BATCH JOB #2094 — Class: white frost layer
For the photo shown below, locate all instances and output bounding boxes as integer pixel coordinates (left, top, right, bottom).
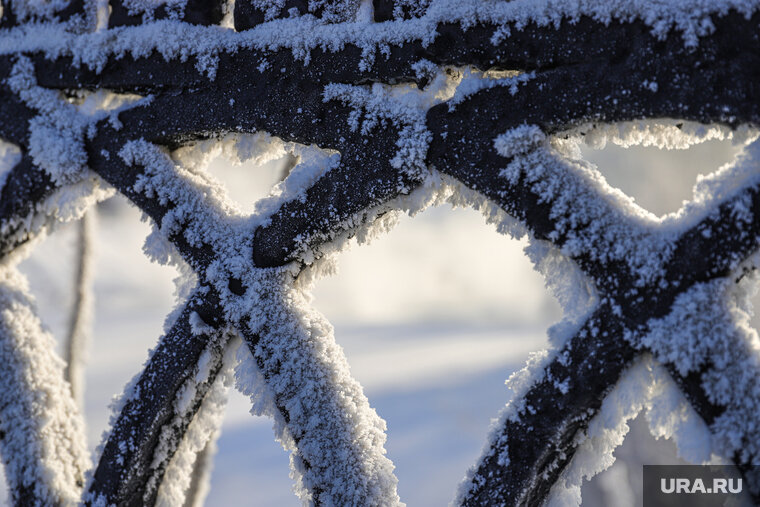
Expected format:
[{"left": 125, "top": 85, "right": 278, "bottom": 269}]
[
  {"left": 121, "top": 0, "right": 188, "bottom": 22},
  {"left": 154, "top": 334, "right": 238, "bottom": 507},
  {"left": 1, "top": 0, "right": 755, "bottom": 76},
  {"left": 496, "top": 126, "right": 666, "bottom": 285},
  {"left": 0, "top": 267, "right": 90, "bottom": 505},
  {"left": 120, "top": 139, "right": 247, "bottom": 254},
  {"left": 448, "top": 69, "right": 533, "bottom": 109},
  {"left": 323, "top": 81, "right": 431, "bottom": 178},
  {"left": 251, "top": 0, "right": 360, "bottom": 23},
  {"left": 235, "top": 275, "right": 401, "bottom": 506},
  {"left": 8, "top": 57, "right": 90, "bottom": 185},
  {"left": 575, "top": 119, "right": 759, "bottom": 151},
  {"left": 630, "top": 275, "right": 760, "bottom": 467},
  {"left": 118, "top": 130, "right": 403, "bottom": 505},
  {"left": 544, "top": 355, "right": 716, "bottom": 506}
]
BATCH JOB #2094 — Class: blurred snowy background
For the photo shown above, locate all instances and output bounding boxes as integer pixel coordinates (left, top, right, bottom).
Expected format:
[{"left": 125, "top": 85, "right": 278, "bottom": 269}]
[{"left": 4, "top": 135, "right": 751, "bottom": 506}]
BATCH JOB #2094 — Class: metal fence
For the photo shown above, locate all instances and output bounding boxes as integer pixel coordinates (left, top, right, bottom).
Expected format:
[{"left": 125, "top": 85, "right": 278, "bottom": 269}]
[{"left": 0, "top": 0, "right": 758, "bottom": 505}]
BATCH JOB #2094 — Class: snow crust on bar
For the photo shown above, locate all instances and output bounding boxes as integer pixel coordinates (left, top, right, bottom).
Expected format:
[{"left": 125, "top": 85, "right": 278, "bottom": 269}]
[
  {"left": 448, "top": 69, "right": 532, "bottom": 109},
  {"left": 9, "top": 57, "right": 90, "bottom": 184},
  {"left": 493, "top": 121, "right": 760, "bottom": 284},
  {"left": 143, "top": 331, "right": 229, "bottom": 504},
  {"left": 1, "top": 0, "right": 757, "bottom": 77},
  {"left": 632, "top": 274, "right": 760, "bottom": 468},
  {"left": 495, "top": 125, "right": 667, "bottom": 285},
  {"left": 251, "top": 0, "right": 360, "bottom": 23},
  {"left": 0, "top": 60, "right": 118, "bottom": 265},
  {"left": 153, "top": 335, "right": 238, "bottom": 507},
  {"left": 576, "top": 119, "right": 759, "bottom": 151},
  {"left": 0, "top": 267, "right": 90, "bottom": 505},
  {"left": 323, "top": 81, "right": 431, "bottom": 179},
  {"left": 544, "top": 355, "right": 716, "bottom": 506},
  {"left": 235, "top": 277, "right": 400, "bottom": 505}
]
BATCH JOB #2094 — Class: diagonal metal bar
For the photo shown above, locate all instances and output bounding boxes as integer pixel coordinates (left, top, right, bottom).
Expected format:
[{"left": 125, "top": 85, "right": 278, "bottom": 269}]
[
  {"left": 454, "top": 143, "right": 760, "bottom": 505},
  {"left": 86, "top": 125, "right": 217, "bottom": 273},
  {"left": 88, "top": 286, "right": 228, "bottom": 506},
  {"left": 458, "top": 180, "right": 760, "bottom": 506},
  {"left": 0, "top": 154, "right": 56, "bottom": 258},
  {"left": 460, "top": 303, "right": 635, "bottom": 506},
  {"left": 234, "top": 296, "right": 399, "bottom": 506}
]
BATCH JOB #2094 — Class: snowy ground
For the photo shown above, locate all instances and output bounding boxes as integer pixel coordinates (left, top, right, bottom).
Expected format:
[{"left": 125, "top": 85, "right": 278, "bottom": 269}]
[{"left": 4, "top": 137, "right": 748, "bottom": 505}]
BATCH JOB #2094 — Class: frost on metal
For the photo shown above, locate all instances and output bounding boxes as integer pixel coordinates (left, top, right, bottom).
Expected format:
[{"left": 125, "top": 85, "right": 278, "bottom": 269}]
[
  {"left": 1, "top": 0, "right": 760, "bottom": 505},
  {"left": 0, "top": 268, "right": 90, "bottom": 505}
]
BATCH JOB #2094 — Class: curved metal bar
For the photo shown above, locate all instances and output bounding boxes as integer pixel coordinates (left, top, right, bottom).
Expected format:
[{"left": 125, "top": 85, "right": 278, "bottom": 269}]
[{"left": 252, "top": 123, "right": 420, "bottom": 267}]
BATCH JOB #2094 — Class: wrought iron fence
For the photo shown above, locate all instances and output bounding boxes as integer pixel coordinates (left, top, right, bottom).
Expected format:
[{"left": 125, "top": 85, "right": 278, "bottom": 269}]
[{"left": 0, "top": 0, "right": 758, "bottom": 505}]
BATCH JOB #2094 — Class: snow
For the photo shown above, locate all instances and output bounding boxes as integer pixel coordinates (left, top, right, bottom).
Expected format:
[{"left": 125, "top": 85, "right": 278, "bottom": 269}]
[
  {"left": 8, "top": 56, "right": 89, "bottom": 185},
  {"left": 578, "top": 119, "right": 758, "bottom": 151},
  {"left": 0, "top": 267, "right": 90, "bottom": 505},
  {"left": 9, "top": 0, "right": 70, "bottom": 22},
  {"left": 497, "top": 127, "right": 668, "bottom": 285},
  {"left": 323, "top": 81, "right": 432, "bottom": 179},
  {"left": 1, "top": 0, "right": 756, "bottom": 77},
  {"left": 249, "top": 0, "right": 360, "bottom": 23},
  {"left": 448, "top": 69, "right": 532, "bottom": 109},
  {"left": 493, "top": 123, "right": 545, "bottom": 158},
  {"left": 629, "top": 273, "right": 760, "bottom": 468},
  {"left": 154, "top": 334, "right": 237, "bottom": 507}
]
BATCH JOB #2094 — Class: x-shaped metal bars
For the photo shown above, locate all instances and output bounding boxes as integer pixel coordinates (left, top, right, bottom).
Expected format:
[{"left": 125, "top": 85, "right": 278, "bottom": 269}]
[{"left": 0, "top": 0, "right": 759, "bottom": 505}]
